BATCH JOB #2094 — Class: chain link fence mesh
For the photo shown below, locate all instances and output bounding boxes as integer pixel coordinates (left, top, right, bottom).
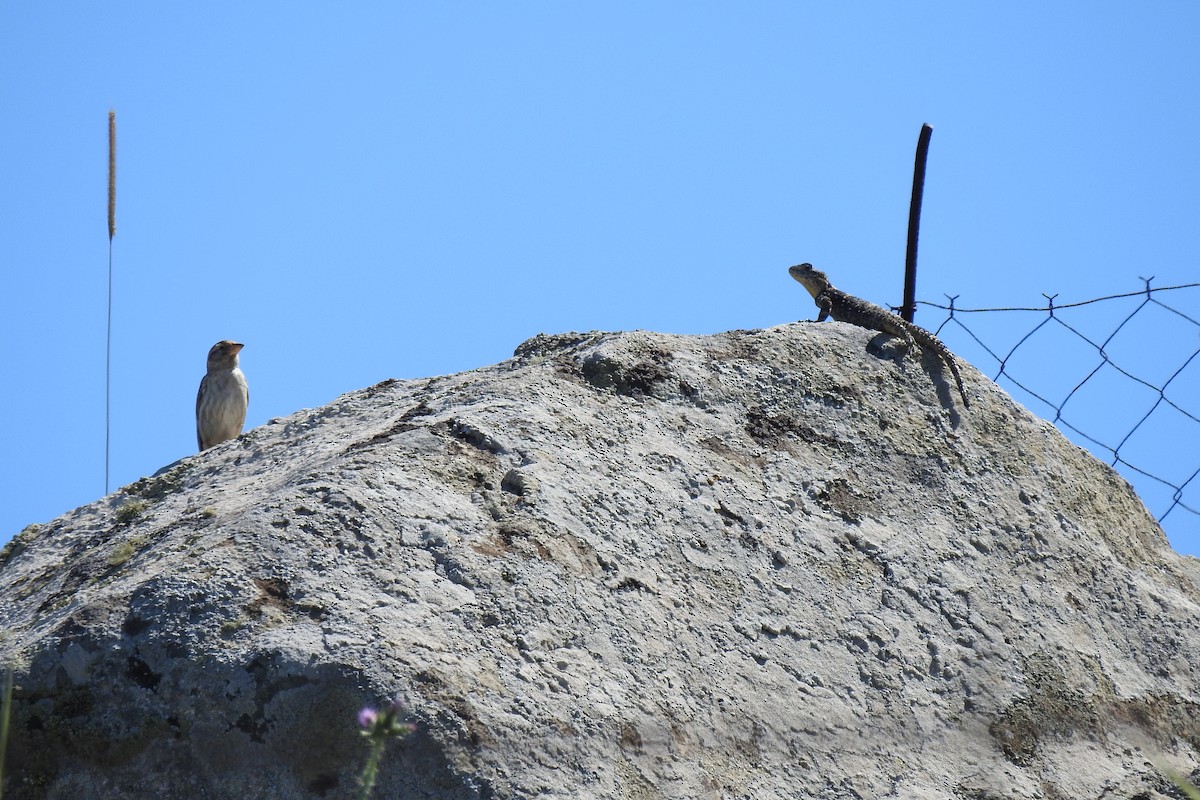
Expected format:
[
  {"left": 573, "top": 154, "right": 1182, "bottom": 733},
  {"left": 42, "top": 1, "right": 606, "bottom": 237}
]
[{"left": 917, "top": 279, "right": 1200, "bottom": 549}]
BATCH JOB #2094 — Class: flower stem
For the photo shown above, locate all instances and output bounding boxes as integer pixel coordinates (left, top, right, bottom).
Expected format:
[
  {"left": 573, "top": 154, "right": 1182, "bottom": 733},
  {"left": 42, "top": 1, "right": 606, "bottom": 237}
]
[{"left": 357, "top": 737, "right": 385, "bottom": 800}]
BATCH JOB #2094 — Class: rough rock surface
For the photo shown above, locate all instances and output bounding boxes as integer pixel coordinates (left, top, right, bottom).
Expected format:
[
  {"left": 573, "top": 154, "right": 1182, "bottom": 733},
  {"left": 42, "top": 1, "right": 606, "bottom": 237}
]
[{"left": 2, "top": 323, "right": 1200, "bottom": 800}]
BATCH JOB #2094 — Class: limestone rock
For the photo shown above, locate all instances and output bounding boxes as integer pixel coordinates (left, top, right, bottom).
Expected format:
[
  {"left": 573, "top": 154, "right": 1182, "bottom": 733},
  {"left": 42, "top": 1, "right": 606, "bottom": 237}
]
[{"left": 2, "top": 323, "right": 1199, "bottom": 799}]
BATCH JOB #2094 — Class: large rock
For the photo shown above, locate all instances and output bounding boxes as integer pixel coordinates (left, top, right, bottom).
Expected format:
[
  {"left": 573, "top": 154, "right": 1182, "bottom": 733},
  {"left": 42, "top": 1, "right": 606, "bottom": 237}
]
[{"left": 2, "top": 324, "right": 1199, "bottom": 799}]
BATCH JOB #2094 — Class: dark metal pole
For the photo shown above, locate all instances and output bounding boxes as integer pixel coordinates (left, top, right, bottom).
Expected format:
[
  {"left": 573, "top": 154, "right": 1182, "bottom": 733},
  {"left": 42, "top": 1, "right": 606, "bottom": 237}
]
[{"left": 902, "top": 123, "right": 933, "bottom": 323}]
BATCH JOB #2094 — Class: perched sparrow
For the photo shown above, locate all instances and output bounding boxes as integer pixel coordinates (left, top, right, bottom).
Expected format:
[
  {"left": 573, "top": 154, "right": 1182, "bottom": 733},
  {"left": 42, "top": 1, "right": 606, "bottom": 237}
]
[{"left": 196, "top": 340, "right": 249, "bottom": 451}]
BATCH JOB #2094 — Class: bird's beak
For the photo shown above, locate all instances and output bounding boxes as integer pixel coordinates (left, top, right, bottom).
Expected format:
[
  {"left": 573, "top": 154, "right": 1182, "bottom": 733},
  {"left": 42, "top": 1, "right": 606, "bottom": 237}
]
[{"left": 232, "top": 342, "right": 245, "bottom": 353}]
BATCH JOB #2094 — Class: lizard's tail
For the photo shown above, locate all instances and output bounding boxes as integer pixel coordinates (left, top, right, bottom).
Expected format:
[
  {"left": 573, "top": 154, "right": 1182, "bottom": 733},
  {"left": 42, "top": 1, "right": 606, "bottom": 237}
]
[{"left": 949, "top": 361, "right": 970, "bottom": 408}]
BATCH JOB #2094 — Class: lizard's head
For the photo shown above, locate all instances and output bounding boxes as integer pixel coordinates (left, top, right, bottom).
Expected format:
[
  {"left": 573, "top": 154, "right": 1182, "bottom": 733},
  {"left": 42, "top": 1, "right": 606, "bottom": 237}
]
[{"left": 788, "top": 263, "right": 830, "bottom": 299}]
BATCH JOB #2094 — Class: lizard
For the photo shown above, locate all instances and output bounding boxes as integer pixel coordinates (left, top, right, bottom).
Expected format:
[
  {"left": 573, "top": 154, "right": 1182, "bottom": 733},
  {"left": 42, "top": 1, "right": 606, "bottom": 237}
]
[{"left": 788, "top": 263, "right": 970, "bottom": 408}]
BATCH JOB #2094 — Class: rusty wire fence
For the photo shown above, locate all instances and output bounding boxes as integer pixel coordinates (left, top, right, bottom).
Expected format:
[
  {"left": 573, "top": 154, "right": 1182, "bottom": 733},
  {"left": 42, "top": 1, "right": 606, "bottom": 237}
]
[{"left": 916, "top": 279, "right": 1200, "bottom": 552}]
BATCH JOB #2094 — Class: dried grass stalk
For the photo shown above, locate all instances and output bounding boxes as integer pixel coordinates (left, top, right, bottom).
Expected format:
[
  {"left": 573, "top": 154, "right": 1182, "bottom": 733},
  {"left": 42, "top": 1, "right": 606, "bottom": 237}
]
[{"left": 108, "top": 110, "right": 116, "bottom": 240}]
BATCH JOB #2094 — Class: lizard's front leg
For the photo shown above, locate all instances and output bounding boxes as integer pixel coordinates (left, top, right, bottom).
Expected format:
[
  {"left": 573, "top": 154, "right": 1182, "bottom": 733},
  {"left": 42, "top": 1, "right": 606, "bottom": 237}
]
[{"left": 815, "top": 295, "right": 833, "bottom": 323}]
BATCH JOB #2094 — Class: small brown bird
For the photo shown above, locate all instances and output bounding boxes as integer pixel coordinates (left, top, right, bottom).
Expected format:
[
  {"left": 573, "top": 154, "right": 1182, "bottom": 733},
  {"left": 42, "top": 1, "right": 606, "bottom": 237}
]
[{"left": 196, "top": 340, "right": 249, "bottom": 451}]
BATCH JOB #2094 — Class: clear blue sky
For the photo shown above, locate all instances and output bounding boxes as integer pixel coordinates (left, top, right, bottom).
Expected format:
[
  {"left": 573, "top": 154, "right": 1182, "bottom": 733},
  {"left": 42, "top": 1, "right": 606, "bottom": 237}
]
[{"left": 2, "top": 5, "right": 1198, "bottom": 553}]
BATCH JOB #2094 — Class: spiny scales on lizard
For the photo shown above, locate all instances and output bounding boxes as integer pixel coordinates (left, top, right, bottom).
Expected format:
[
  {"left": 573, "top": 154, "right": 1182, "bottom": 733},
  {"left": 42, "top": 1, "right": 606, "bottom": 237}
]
[{"left": 789, "top": 263, "right": 970, "bottom": 408}]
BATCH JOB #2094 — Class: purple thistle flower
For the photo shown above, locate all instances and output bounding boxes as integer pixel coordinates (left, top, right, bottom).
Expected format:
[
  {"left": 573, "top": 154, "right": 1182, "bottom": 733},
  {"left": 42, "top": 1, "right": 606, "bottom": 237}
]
[{"left": 357, "top": 707, "right": 378, "bottom": 729}]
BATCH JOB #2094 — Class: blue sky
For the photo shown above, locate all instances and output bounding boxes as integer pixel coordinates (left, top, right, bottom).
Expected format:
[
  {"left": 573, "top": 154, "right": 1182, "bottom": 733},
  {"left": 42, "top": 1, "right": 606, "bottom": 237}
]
[{"left": 2, "top": 4, "right": 1198, "bottom": 553}]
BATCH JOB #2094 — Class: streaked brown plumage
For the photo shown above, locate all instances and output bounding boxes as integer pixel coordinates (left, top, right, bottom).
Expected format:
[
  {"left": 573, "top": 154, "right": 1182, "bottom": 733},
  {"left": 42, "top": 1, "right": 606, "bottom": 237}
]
[{"left": 196, "top": 340, "right": 249, "bottom": 451}]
